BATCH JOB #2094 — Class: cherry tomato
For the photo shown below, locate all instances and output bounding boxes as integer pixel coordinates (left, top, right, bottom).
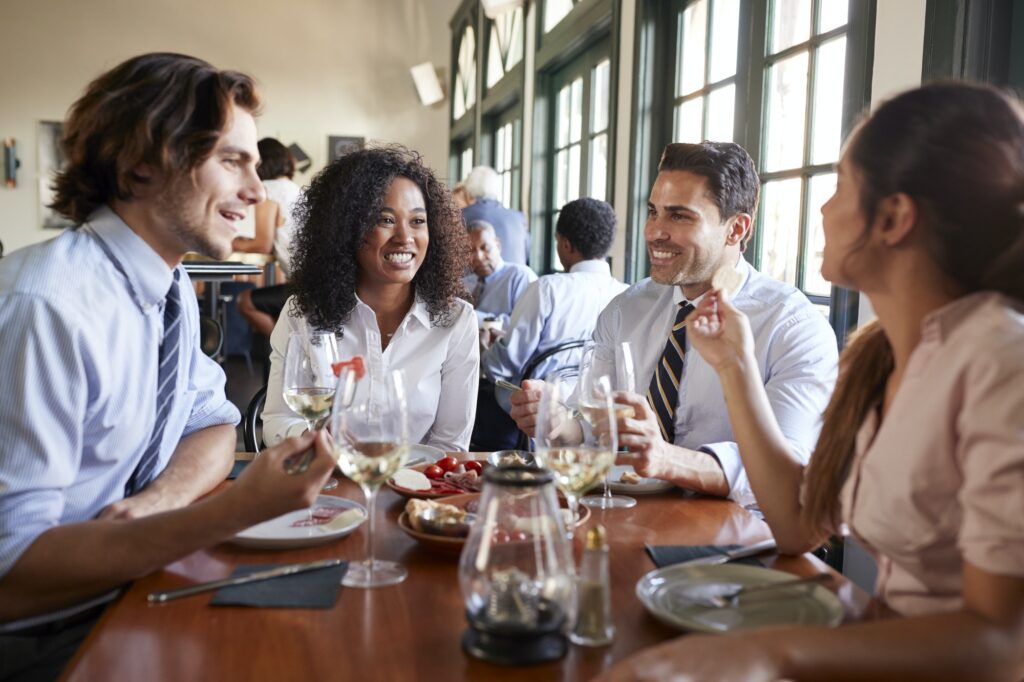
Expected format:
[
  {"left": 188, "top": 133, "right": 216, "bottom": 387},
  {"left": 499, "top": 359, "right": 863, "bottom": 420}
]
[
  {"left": 424, "top": 464, "right": 444, "bottom": 479},
  {"left": 492, "top": 528, "right": 511, "bottom": 543},
  {"left": 438, "top": 456, "right": 459, "bottom": 472},
  {"left": 509, "top": 529, "right": 528, "bottom": 542},
  {"left": 464, "top": 460, "right": 483, "bottom": 474}
]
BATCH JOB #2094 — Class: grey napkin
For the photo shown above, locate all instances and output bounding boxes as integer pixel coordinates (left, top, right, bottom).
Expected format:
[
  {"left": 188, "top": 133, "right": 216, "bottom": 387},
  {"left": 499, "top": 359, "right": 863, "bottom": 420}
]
[
  {"left": 210, "top": 562, "right": 348, "bottom": 609},
  {"left": 645, "top": 544, "right": 764, "bottom": 568}
]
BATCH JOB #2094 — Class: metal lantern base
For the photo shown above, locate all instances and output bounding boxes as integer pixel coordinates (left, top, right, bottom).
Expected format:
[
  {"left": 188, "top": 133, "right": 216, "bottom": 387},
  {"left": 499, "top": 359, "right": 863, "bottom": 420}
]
[{"left": 461, "top": 602, "right": 568, "bottom": 666}]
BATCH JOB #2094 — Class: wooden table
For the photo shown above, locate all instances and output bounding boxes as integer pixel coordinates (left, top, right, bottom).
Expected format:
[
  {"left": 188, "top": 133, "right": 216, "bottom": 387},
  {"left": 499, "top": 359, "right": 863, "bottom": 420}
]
[{"left": 61, "top": 463, "right": 872, "bottom": 681}]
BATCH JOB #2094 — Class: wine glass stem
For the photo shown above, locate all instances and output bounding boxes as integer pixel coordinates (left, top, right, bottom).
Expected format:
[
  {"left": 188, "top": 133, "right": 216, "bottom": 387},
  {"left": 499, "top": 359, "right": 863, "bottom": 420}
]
[
  {"left": 603, "top": 475, "right": 612, "bottom": 500},
  {"left": 566, "top": 495, "right": 579, "bottom": 542},
  {"left": 364, "top": 486, "right": 378, "bottom": 578}
]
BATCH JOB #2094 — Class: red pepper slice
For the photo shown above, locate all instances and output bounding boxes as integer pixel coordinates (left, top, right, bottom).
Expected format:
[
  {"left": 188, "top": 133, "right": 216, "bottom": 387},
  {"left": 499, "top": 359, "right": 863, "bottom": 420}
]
[{"left": 332, "top": 356, "right": 366, "bottom": 380}]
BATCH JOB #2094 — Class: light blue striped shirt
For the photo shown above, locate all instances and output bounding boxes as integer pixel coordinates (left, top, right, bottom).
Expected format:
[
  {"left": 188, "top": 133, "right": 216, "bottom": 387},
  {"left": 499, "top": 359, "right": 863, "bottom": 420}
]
[
  {"left": 462, "top": 259, "right": 537, "bottom": 328},
  {"left": 0, "top": 207, "right": 239, "bottom": 592}
]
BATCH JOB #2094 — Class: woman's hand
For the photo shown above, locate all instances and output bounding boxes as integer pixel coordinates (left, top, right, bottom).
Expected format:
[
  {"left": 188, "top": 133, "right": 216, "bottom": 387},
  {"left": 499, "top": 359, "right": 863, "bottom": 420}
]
[
  {"left": 594, "top": 633, "right": 782, "bottom": 682},
  {"left": 687, "top": 289, "right": 756, "bottom": 373}
]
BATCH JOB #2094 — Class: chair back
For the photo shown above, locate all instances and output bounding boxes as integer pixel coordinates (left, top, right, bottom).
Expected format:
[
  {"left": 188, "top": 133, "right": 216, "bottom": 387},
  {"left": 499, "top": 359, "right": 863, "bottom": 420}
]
[
  {"left": 514, "top": 339, "right": 588, "bottom": 451},
  {"left": 243, "top": 384, "right": 268, "bottom": 454},
  {"left": 199, "top": 316, "right": 223, "bottom": 358}
]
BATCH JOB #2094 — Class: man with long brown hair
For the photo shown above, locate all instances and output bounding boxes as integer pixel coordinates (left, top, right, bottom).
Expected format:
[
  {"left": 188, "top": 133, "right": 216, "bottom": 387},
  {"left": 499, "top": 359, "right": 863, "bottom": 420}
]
[{"left": 0, "top": 53, "right": 335, "bottom": 679}]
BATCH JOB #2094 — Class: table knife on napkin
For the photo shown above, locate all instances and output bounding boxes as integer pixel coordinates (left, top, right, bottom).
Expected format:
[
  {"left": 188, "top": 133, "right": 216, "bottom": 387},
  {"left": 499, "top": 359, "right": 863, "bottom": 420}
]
[
  {"left": 681, "top": 538, "right": 778, "bottom": 567},
  {"left": 147, "top": 559, "right": 344, "bottom": 603}
]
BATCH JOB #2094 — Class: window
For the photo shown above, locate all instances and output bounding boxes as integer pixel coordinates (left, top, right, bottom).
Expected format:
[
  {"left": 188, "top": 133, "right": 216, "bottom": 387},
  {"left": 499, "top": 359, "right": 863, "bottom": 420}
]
[
  {"left": 631, "top": 0, "right": 872, "bottom": 332},
  {"left": 492, "top": 112, "right": 522, "bottom": 208},
  {"left": 544, "top": 0, "right": 581, "bottom": 33},
  {"left": 453, "top": 25, "right": 477, "bottom": 121},
  {"left": 486, "top": 7, "right": 524, "bottom": 89},
  {"left": 450, "top": 137, "right": 474, "bottom": 185}
]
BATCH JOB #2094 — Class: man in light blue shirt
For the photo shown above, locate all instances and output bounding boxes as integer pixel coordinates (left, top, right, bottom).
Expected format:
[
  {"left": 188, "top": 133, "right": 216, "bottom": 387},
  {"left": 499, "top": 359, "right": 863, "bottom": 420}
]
[
  {"left": 0, "top": 53, "right": 336, "bottom": 678},
  {"left": 511, "top": 142, "right": 837, "bottom": 506},
  {"left": 462, "top": 220, "right": 537, "bottom": 332},
  {"left": 461, "top": 165, "right": 531, "bottom": 265}
]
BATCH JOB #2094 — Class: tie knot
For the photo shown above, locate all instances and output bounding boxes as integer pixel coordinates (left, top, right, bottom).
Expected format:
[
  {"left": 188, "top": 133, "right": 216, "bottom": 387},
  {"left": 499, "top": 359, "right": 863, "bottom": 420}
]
[{"left": 675, "top": 301, "right": 694, "bottom": 324}]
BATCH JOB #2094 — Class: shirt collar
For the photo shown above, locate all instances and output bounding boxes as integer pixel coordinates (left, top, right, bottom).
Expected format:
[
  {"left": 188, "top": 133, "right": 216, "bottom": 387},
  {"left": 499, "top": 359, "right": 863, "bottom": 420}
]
[
  {"left": 354, "top": 292, "right": 433, "bottom": 330},
  {"left": 483, "top": 258, "right": 507, "bottom": 281},
  {"left": 568, "top": 260, "right": 611, "bottom": 275},
  {"left": 919, "top": 291, "right": 997, "bottom": 344},
  {"left": 85, "top": 205, "right": 175, "bottom": 308},
  {"left": 670, "top": 256, "right": 751, "bottom": 309}
]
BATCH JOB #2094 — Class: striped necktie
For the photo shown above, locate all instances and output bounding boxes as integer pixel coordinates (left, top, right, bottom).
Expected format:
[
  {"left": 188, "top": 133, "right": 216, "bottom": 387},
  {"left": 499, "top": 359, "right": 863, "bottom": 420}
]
[
  {"left": 646, "top": 301, "right": 694, "bottom": 444},
  {"left": 125, "top": 272, "right": 183, "bottom": 496}
]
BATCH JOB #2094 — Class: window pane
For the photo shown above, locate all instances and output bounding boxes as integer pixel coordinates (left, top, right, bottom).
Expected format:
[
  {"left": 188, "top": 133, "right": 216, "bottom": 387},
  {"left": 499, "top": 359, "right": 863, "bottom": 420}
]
[
  {"left": 706, "top": 84, "right": 735, "bottom": 142},
  {"left": 818, "top": 0, "right": 848, "bottom": 33},
  {"left": 759, "top": 177, "right": 802, "bottom": 285},
  {"left": 461, "top": 27, "right": 476, "bottom": 111},
  {"left": 678, "top": 0, "right": 708, "bottom": 95},
  {"left": 592, "top": 60, "right": 611, "bottom": 133},
  {"left": 675, "top": 96, "right": 704, "bottom": 143},
  {"left": 502, "top": 171, "right": 512, "bottom": 207},
  {"left": 555, "top": 149, "right": 569, "bottom": 208},
  {"left": 461, "top": 147, "right": 473, "bottom": 180},
  {"left": 487, "top": 27, "right": 504, "bottom": 89},
  {"left": 810, "top": 36, "right": 846, "bottom": 165},
  {"left": 504, "top": 121, "right": 514, "bottom": 170},
  {"left": 590, "top": 133, "right": 608, "bottom": 201},
  {"left": 557, "top": 83, "right": 571, "bottom": 147},
  {"left": 709, "top": 0, "right": 740, "bottom": 83},
  {"left": 770, "top": 0, "right": 811, "bottom": 53},
  {"left": 545, "top": 0, "right": 574, "bottom": 32},
  {"left": 568, "top": 144, "right": 581, "bottom": 202},
  {"left": 570, "top": 78, "right": 583, "bottom": 143},
  {"left": 763, "top": 50, "right": 809, "bottom": 172},
  {"left": 804, "top": 173, "right": 836, "bottom": 296},
  {"left": 454, "top": 74, "right": 466, "bottom": 120},
  {"left": 495, "top": 125, "right": 505, "bottom": 170},
  {"left": 507, "top": 8, "right": 524, "bottom": 69}
]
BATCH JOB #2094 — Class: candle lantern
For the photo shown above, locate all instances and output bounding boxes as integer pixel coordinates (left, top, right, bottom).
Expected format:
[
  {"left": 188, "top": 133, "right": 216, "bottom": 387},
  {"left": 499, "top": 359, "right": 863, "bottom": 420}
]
[{"left": 458, "top": 465, "right": 574, "bottom": 665}]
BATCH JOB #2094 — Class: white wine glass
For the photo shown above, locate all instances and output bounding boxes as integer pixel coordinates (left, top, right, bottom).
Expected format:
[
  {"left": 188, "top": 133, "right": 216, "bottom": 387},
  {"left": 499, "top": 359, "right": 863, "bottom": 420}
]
[
  {"left": 329, "top": 368, "right": 409, "bottom": 588},
  {"left": 534, "top": 375, "right": 617, "bottom": 539},
  {"left": 580, "top": 342, "right": 637, "bottom": 509},
  {"left": 282, "top": 330, "right": 340, "bottom": 489}
]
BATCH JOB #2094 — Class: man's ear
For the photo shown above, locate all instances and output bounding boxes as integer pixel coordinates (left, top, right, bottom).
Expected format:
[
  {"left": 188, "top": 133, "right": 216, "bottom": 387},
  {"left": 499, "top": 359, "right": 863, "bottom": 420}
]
[
  {"left": 874, "top": 193, "right": 918, "bottom": 246},
  {"left": 724, "top": 213, "right": 752, "bottom": 247}
]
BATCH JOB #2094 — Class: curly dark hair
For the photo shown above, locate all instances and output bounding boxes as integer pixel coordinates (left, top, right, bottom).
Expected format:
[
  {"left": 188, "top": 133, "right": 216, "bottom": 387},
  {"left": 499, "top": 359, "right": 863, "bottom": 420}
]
[
  {"left": 52, "top": 52, "right": 260, "bottom": 224},
  {"left": 288, "top": 145, "right": 470, "bottom": 332},
  {"left": 555, "top": 197, "right": 617, "bottom": 260}
]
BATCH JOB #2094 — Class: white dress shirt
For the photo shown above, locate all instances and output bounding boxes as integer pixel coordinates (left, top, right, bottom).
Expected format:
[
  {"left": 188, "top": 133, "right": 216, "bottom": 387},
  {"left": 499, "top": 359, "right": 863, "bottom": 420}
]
[
  {"left": 264, "top": 295, "right": 479, "bottom": 451},
  {"left": 483, "top": 260, "right": 628, "bottom": 411},
  {"left": 462, "top": 259, "right": 537, "bottom": 328},
  {"left": 591, "top": 257, "right": 838, "bottom": 505}
]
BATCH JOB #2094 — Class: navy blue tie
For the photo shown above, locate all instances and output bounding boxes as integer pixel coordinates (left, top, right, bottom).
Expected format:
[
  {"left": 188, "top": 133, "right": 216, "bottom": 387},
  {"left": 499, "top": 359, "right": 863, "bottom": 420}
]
[
  {"left": 125, "top": 272, "right": 182, "bottom": 496},
  {"left": 646, "top": 301, "right": 694, "bottom": 444}
]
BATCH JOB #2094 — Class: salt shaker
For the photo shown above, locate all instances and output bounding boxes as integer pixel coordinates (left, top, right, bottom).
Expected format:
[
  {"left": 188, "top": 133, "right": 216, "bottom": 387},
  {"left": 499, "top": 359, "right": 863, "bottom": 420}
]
[{"left": 570, "top": 524, "right": 614, "bottom": 646}]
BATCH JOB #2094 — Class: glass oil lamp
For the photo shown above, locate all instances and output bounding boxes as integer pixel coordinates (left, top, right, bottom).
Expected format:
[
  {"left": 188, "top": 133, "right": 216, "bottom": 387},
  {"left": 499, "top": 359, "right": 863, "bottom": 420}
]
[{"left": 458, "top": 466, "right": 574, "bottom": 665}]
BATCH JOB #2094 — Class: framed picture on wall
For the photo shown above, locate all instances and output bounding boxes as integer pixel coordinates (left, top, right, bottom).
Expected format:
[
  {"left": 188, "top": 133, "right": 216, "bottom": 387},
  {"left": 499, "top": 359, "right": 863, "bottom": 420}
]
[
  {"left": 327, "top": 136, "right": 364, "bottom": 163},
  {"left": 38, "top": 120, "right": 73, "bottom": 230}
]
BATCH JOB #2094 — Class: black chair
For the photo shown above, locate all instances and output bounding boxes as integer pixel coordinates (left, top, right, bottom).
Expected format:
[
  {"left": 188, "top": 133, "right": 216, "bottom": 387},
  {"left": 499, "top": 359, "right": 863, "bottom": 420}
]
[
  {"left": 243, "top": 384, "right": 268, "bottom": 454},
  {"left": 512, "top": 339, "right": 589, "bottom": 451},
  {"left": 199, "top": 316, "right": 223, "bottom": 359}
]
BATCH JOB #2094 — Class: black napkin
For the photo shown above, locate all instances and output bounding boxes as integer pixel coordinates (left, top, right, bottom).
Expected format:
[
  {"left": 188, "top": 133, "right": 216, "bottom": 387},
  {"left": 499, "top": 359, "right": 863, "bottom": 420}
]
[
  {"left": 645, "top": 544, "right": 764, "bottom": 569},
  {"left": 210, "top": 562, "right": 348, "bottom": 609},
  {"left": 227, "top": 460, "right": 249, "bottom": 480}
]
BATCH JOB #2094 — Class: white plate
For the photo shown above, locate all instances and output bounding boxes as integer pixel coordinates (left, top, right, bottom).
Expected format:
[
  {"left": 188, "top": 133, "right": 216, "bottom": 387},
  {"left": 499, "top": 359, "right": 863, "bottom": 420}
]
[
  {"left": 231, "top": 496, "right": 367, "bottom": 550},
  {"left": 408, "top": 443, "right": 446, "bottom": 464},
  {"left": 607, "top": 464, "right": 674, "bottom": 494},
  {"left": 636, "top": 563, "right": 843, "bottom": 633}
]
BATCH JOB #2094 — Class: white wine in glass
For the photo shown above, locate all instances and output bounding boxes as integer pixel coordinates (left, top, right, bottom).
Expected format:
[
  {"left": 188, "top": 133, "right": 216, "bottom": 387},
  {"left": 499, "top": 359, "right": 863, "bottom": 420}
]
[
  {"left": 580, "top": 342, "right": 637, "bottom": 509},
  {"left": 282, "top": 331, "right": 340, "bottom": 489},
  {"left": 330, "top": 368, "right": 409, "bottom": 588}
]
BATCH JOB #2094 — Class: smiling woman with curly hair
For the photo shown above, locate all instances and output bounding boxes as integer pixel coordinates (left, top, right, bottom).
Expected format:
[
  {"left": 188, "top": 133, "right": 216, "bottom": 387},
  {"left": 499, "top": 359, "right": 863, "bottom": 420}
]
[{"left": 261, "top": 145, "right": 480, "bottom": 451}]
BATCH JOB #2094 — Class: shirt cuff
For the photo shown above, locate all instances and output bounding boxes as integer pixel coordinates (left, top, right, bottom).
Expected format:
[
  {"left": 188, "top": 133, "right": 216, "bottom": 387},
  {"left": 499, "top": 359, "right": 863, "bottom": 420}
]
[{"left": 698, "top": 442, "right": 756, "bottom": 506}]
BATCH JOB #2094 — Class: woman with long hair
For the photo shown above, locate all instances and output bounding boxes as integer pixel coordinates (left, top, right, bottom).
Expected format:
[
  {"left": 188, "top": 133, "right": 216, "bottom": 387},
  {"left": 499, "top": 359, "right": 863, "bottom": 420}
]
[
  {"left": 601, "top": 82, "right": 1024, "bottom": 680},
  {"left": 261, "top": 145, "right": 478, "bottom": 451}
]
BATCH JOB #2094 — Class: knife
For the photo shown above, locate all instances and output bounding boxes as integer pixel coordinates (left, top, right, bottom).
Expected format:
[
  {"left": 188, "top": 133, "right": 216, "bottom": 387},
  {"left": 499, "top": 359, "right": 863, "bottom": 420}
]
[
  {"left": 147, "top": 559, "right": 344, "bottom": 603},
  {"left": 680, "top": 538, "right": 778, "bottom": 567}
]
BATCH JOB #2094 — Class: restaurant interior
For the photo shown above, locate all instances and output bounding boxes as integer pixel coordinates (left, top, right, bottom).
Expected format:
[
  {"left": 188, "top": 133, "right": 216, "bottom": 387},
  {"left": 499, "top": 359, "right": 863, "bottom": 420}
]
[{"left": 1, "top": 1, "right": 1023, "bottom": 680}]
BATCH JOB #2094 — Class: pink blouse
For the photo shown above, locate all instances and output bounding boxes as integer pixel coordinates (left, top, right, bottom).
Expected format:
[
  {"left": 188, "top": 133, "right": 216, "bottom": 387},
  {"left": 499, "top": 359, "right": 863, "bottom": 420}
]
[{"left": 839, "top": 292, "right": 1024, "bottom": 616}]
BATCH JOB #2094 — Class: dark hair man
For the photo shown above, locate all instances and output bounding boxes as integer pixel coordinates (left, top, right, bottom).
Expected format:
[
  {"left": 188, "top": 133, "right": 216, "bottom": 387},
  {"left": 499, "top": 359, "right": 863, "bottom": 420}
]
[
  {"left": 0, "top": 53, "right": 334, "bottom": 679},
  {"left": 473, "top": 197, "right": 628, "bottom": 450},
  {"left": 510, "top": 142, "right": 838, "bottom": 504}
]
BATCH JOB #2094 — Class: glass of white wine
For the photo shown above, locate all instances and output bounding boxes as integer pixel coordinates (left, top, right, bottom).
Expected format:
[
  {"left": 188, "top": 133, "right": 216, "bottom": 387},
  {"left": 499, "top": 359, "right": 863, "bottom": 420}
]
[
  {"left": 534, "top": 375, "right": 617, "bottom": 538},
  {"left": 282, "top": 330, "right": 340, "bottom": 489},
  {"left": 580, "top": 342, "right": 637, "bottom": 509},
  {"left": 329, "top": 368, "right": 409, "bottom": 588}
]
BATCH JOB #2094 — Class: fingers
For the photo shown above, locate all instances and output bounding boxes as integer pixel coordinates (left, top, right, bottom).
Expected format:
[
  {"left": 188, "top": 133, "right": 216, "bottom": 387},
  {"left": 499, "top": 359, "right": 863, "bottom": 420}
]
[
  {"left": 262, "top": 431, "right": 318, "bottom": 464},
  {"left": 510, "top": 381, "right": 544, "bottom": 433}
]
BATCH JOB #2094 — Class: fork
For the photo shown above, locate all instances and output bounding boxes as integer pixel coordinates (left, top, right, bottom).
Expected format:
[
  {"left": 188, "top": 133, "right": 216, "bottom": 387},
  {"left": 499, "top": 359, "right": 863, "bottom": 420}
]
[{"left": 690, "top": 573, "right": 832, "bottom": 609}]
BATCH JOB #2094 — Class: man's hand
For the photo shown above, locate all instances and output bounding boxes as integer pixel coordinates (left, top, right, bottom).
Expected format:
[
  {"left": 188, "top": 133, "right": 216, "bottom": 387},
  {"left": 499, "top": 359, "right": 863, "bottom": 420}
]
[
  {"left": 226, "top": 431, "right": 336, "bottom": 526},
  {"left": 612, "top": 392, "right": 671, "bottom": 479},
  {"left": 509, "top": 379, "right": 546, "bottom": 435}
]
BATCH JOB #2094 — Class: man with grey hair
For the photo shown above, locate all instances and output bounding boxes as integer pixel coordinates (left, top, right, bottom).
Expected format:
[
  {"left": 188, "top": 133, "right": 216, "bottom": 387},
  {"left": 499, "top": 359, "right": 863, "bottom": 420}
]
[
  {"left": 462, "top": 165, "right": 531, "bottom": 265},
  {"left": 463, "top": 220, "right": 536, "bottom": 341}
]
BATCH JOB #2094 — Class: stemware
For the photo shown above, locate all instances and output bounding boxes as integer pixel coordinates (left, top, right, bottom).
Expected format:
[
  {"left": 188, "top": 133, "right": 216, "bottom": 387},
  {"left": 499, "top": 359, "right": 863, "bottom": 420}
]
[
  {"left": 580, "top": 342, "right": 637, "bottom": 509},
  {"left": 329, "top": 368, "right": 410, "bottom": 588},
  {"left": 533, "top": 376, "right": 616, "bottom": 539},
  {"left": 282, "top": 330, "right": 340, "bottom": 489}
]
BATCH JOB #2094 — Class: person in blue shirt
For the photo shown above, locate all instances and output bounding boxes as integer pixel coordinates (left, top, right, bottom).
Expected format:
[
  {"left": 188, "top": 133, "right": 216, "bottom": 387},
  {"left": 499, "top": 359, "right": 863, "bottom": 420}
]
[
  {"left": 510, "top": 142, "right": 838, "bottom": 505},
  {"left": 472, "top": 198, "right": 628, "bottom": 450},
  {"left": 0, "top": 53, "right": 335, "bottom": 679},
  {"left": 462, "top": 220, "right": 536, "bottom": 337},
  {"left": 461, "top": 165, "right": 531, "bottom": 265}
]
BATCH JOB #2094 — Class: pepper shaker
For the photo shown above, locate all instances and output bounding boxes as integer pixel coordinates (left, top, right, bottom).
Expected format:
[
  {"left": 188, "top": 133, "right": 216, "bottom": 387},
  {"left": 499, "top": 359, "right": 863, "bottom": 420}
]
[{"left": 570, "top": 524, "right": 614, "bottom": 646}]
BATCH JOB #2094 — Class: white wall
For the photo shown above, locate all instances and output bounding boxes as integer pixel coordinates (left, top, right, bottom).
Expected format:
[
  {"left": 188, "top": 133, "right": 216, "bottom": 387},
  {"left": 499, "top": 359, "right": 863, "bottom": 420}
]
[{"left": 0, "top": 0, "right": 459, "bottom": 253}]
